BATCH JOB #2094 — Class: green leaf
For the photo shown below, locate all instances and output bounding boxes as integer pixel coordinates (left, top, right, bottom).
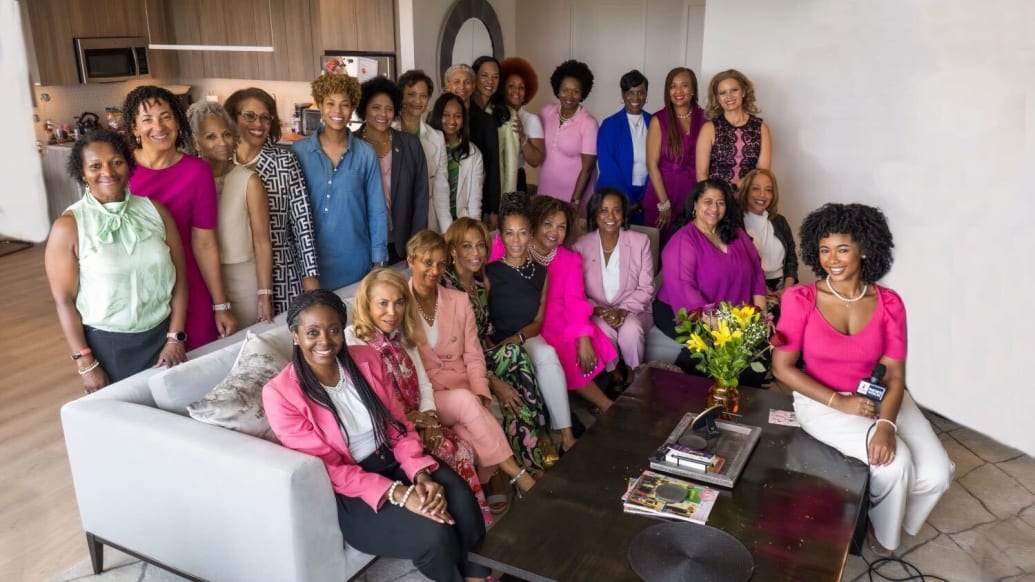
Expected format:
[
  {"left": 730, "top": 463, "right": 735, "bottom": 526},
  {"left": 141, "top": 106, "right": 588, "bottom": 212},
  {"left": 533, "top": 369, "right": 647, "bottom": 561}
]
[{"left": 750, "top": 361, "right": 766, "bottom": 373}]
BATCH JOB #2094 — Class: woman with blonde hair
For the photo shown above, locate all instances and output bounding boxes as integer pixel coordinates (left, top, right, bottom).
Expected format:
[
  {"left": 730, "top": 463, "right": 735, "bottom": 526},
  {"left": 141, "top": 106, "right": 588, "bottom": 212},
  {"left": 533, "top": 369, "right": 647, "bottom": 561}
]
[
  {"left": 695, "top": 69, "right": 771, "bottom": 186},
  {"left": 442, "top": 217, "right": 558, "bottom": 472},
  {"left": 737, "top": 168, "right": 797, "bottom": 297},
  {"left": 293, "top": 72, "right": 388, "bottom": 289},
  {"left": 187, "top": 101, "right": 274, "bottom": 325},
  {"left": 407, "top": 230, "right": 537, "bottom": 505},
  {"left": 347, "top": 268, "right": 491, "bottom": 523}
]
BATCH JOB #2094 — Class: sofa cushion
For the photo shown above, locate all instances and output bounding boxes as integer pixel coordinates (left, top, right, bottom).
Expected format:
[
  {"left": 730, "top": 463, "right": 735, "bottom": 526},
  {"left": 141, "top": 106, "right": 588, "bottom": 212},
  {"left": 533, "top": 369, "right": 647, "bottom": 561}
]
[
  {"left": 149, "top": 344, "right": 241, "bottom": 414},
  {"left": 186, "top": 330, "right": 290, "bottom": 442}
]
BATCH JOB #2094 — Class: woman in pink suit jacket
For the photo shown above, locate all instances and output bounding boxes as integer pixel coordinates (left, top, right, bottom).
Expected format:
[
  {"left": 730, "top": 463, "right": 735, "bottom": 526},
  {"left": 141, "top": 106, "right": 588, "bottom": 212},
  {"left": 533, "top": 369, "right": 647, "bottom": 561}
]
[
  {"left": 262, "top": 290, "right": 489, "bottom": 582},
  {"left": 573, "top": 188, "right": 655, "bottom": 372},
  {"left": 407, "top": 231, "right": 538, "bottom": 495}
]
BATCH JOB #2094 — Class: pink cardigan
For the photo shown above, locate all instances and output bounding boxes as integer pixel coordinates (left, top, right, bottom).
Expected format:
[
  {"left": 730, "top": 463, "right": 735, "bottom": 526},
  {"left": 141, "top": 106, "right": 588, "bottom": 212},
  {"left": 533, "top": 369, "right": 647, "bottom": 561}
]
[
  {"left": 572, "top": 229, "right": 654, "bottom": 314},
  {"left": 262, "top": 345, "right": 437, "bottom": 510},
  {"left": 414, "top": 284, "right": 491, "bottom": 401}
]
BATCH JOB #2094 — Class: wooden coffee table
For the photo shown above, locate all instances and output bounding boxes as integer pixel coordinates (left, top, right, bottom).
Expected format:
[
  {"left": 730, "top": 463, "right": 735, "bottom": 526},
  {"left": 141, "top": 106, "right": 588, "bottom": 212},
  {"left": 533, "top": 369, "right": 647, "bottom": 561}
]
[{"left": 469, "top": 368, "right": 869, "bottom": 581}]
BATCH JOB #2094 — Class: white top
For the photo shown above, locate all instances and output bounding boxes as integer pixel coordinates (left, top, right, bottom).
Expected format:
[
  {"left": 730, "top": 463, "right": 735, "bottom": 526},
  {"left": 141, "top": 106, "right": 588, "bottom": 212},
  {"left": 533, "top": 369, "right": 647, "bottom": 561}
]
[
  {"left": 600, "top": 236, "right": 622, "bottom": 303},
  {"left": 344, "top": 326, "right": 437, "bottom": 412},
  {"left": 518, "top": 108, "right": 544, "bottom": 167},
  {"left": 628, "top": 113, "right": 648, "bottom": 187},
  {"left": 421, "top": 313, "right": 440, "bottom": 347},
  {"left": 321, "top": 360, "right": 378, "bottom": 461},
  {"left": 744, "top": 211, "right": 785, "bottom": 280}
]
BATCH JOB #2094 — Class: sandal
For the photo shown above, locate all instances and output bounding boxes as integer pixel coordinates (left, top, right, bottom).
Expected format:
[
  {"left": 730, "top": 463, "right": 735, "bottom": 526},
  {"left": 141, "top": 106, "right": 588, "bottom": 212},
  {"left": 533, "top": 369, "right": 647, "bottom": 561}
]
[{"left": 485, "top": 473, "right": 509, "bottom": 515}]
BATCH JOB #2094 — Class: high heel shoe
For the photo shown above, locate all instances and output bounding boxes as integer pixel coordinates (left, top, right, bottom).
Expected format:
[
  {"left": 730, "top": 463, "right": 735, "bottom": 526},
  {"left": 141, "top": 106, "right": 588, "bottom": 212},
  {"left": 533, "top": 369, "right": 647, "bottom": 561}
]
[{"left": 509, "top": 468, "right": 534, "bottom": 498}]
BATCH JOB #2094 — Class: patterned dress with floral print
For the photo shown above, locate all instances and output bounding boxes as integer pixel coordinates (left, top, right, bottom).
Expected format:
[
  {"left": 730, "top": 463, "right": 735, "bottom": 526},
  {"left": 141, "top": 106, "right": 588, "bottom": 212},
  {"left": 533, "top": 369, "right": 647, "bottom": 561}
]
[
  {"left": 442, "top": 269, "right": 552, "bottom": 473},
  {"left": 365, "top": 329, "right": 492, "bottom": 524}
]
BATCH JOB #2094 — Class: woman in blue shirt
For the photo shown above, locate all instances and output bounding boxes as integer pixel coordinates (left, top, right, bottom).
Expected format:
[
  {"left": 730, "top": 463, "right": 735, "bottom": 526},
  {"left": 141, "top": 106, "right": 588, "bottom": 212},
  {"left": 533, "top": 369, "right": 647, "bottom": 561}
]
[{"left": 293, "top": 73, "right": 388, "bottom": 290}]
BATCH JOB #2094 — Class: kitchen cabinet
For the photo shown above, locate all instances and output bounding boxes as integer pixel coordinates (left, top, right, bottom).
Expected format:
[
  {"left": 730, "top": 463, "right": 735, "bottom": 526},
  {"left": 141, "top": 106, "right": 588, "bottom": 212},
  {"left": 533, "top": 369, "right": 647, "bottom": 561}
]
[
  {"left": 20, "top": 0, "right": 176, "bottom": 85},
  {"left": 145, "top": 0, "right": 315, "bottom": 82},
  {"left": 312, "top": 0, "right": 396, "bottom": 53}
]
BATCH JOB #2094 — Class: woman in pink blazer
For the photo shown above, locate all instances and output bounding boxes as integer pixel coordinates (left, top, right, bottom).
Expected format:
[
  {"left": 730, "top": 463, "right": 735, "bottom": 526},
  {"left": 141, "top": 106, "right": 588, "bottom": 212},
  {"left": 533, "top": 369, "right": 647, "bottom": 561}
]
[
  {"left": 407, "top": 231, "right": 538, "bottom": 498},
  {"left": 262, "top": 290, "right": 488, "bottom": 582},
  {"left": 573, "top": 188, "right": 655, "bottom": 373}
]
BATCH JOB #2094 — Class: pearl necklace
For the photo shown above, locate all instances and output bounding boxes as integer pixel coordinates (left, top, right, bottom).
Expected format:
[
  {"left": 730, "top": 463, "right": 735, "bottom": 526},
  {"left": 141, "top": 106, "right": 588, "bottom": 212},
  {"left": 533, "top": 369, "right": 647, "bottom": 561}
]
[
  {"left": 320, "top": 360, "right": 346, "bottom": 393},
  {"left": 826, "top": 275, "right": 868, "bottom": 303},
  {"left": 529, "top": 243, "right": 558, "bottom": 266},
  {"left": 415, "top": 292, "right": 438, "bottom": 325},
  {"left": 676, "top": 109, "right": 693, "bottom": 119},
  {"left": 504, "top": 257, "right": 537, "bottom": 281}
]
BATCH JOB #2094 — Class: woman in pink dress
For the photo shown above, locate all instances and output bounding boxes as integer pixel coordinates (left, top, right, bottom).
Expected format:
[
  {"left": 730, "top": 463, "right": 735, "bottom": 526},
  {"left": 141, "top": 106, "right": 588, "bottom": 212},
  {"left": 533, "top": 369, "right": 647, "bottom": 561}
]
[
  {"left": 539, "top": 60, "right": 598, "bottom": 216},
  {"left": 529, "top": 196, "right": 619, "bottom": 412},
  {"left": 124, "top": 85, "right": 236, "bottom": 349},
  {"left": 642, "top": 67, "right": 707, "bottom": 235}
]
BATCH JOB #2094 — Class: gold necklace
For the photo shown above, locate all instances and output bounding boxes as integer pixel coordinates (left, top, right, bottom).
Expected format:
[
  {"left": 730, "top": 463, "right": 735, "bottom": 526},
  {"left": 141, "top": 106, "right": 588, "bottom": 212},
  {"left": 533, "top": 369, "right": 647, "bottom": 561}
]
[
  {"left": 676, "top": 109, "right": 693, "bottom": 119},
  {"left": 414, "top": 292, "right": 438, "bottom": 325}
]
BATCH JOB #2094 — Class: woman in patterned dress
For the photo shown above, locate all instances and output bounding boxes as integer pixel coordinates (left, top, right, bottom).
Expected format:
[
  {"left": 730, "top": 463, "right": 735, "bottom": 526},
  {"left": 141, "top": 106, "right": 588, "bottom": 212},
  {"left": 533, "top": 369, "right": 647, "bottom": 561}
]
[
  {"left": 441, "top": 217, "right": 556, "bottom": 473},
  {"left": 225, "top": 88, "right": 320, "bottom": 313},
  {"left": 695, "top": 69, "right": 772, "bottom": 188},
  {"left": 346, "top": 268, "right": 492, "bottom": 523}
]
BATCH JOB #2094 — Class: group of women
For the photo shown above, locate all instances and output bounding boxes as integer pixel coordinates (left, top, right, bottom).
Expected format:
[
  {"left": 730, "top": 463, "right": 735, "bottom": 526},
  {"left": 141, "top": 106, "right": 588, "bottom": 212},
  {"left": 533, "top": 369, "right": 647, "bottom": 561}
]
[{"left": 45, "top": 55, "right": 952, "bottom": 580}]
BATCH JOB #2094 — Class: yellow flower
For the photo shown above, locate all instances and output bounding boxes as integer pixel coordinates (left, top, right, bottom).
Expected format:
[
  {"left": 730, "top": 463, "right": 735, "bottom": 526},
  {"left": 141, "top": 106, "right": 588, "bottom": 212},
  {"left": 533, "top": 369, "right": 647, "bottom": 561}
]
[
  {"left": 686, "top": 333, "right": 708, "bottom": 352},
  {"left": 731, "top": 305, "right": 756, "bottom": 328},
  {"left": 711, "top": 320, "right": 734, "bottom": 347}
]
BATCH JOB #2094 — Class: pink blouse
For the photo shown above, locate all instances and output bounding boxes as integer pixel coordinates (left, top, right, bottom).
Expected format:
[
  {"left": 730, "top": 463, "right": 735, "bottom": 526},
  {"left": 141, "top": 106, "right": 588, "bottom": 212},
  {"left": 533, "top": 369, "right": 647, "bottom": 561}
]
[
  {"left": 539, "top": 103, "right": 598, "bottom": 202},
  {"left": 776, "top": 282, "right": 907, "bottom": 393}
]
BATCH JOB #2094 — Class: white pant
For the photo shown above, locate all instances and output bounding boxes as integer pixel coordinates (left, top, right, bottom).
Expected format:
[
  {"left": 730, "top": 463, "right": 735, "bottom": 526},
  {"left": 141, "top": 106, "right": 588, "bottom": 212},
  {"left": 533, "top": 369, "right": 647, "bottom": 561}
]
[
  {"left": 793, "top": 390, "right": 954, "bottom": 550},
  {"left": 523, "top": 336, "right": 571, "bottom": 430}
]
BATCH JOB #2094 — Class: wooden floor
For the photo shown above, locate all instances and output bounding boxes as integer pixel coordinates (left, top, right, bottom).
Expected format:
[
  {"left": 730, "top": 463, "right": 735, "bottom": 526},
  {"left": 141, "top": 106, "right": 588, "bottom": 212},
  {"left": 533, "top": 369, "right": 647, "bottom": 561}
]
[{"left": 0, "top": 244, "right": 88, "bottom": 581}]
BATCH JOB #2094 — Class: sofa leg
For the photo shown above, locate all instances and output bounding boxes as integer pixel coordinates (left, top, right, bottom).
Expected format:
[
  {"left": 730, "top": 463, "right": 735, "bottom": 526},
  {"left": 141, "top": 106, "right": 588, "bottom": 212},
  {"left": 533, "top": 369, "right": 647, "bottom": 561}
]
[{"left": 86, "top": 532, "right": 104, "bottom": 574}]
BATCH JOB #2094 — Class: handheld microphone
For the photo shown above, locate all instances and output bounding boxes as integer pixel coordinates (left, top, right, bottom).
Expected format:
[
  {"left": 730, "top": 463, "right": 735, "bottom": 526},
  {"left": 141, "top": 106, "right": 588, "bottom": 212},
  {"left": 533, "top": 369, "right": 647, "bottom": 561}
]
[{"left": 856, "top": 363, "right": 887, "bottom": 401}]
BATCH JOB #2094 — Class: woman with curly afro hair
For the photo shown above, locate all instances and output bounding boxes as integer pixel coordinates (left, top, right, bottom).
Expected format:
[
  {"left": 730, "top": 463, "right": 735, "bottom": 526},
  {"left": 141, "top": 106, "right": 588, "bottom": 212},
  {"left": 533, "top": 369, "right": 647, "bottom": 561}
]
[
  {"left": 539, "top": 59, "right": 598, "bottom": 218},
  {"left": 773, "top": 203, "right": 952, "bottom": 552},
  {"left": 293, "top": 73, "right": 389, "bottom": 289}
]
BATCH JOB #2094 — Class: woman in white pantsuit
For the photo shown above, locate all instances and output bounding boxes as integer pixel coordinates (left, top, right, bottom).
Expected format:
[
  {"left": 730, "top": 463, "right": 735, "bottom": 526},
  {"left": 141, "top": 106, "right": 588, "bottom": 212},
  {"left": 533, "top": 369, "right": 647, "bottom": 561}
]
[{"left": 773, "top": 203, "right": 953, "bottom": 552}]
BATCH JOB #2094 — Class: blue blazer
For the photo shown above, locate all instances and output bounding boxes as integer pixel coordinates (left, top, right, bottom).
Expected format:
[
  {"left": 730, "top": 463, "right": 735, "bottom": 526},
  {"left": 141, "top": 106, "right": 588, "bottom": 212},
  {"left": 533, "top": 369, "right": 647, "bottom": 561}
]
[{"left": 596, "top": 109, "right": 652, "bottom": 200}]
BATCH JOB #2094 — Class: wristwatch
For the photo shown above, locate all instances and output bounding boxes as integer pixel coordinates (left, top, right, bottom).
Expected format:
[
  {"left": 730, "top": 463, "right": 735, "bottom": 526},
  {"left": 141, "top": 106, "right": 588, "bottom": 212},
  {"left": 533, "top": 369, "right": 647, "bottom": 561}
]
[{"left": 166, "top": 331, "right": 187, "bottom": 343}]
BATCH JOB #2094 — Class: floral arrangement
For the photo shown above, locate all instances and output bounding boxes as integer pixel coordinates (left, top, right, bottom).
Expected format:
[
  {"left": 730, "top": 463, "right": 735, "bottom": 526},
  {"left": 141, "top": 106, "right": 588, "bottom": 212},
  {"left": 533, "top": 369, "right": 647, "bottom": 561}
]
[{"left": 674, "top": 302, "right": 772, "bottom": 388}]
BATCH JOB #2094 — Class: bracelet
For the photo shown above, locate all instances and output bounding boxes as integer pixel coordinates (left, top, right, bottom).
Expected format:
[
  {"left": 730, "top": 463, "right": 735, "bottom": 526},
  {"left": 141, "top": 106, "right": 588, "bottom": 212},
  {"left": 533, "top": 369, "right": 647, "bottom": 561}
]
[
  {"left": 71, "top": 347, "right": 92, "bottom": 361},
  {"left": 517, "top": 331, "right": 526, "bottom": 344},
  {"left": 876, "top": 418, "right": 898, "bottom": 433},
  {"left": 257, "top": 289, "right": 273, "bottom": 296},
  {"left": 387, "top": 481, "right": 403, "bottom": 506},
  {"left": 657, "top": 199, "right": 672, "bottom": 212},
  {"left": 826, "top": 392, "right": 837, "bottom": 407},
  {"left": 414, "top": 468, "right": 431, "bottom": 483},
  {"left": 212, "top": 302, "right": 232, "bottom": 312},
  {"left": 399, "top": 484, "right": 416, "bottom": 508},
  {"left": 78, "top": 360, "right": 101, "bottom": 375}
]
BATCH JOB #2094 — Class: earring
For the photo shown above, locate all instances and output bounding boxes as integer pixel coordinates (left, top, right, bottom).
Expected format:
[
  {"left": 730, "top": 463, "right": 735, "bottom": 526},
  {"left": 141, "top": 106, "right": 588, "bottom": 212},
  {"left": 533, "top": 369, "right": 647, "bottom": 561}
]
[{"left": 134, "top": 135, "right": 141, "bottom": 147}]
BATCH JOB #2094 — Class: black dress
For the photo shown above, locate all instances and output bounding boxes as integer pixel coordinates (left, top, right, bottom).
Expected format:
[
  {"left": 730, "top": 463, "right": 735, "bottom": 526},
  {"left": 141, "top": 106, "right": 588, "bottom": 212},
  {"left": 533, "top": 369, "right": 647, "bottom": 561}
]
[{"left": 485, "top": 259, "right": 546, "bottom": 344}]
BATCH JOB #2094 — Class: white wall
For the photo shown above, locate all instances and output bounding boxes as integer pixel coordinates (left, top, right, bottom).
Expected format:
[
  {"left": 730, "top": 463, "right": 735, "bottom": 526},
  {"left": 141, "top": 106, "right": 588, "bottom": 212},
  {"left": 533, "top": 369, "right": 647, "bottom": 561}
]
[
  {"left": 1, "top": 0, "right": 50, "bottom": 242},
  {"left": 517, "top": 0, "right": 706, "bottom": 123},
  {"left": 702, "top": 0, "right": 1035, "bottom": 456}
]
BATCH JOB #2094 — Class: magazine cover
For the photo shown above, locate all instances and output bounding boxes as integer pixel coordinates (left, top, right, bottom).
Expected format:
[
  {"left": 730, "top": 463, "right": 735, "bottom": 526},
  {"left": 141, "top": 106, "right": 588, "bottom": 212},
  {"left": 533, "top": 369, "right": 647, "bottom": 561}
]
[{"left": 622, "top": 470, "right": 719, "bottom": 525}]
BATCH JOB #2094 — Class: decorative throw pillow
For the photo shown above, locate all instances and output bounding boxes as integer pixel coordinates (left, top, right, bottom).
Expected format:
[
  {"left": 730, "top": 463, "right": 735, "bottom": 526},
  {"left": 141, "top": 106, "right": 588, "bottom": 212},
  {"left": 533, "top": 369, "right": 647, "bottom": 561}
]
[{"left": 186, "top": 330, "right": 289, "bottom": 442}]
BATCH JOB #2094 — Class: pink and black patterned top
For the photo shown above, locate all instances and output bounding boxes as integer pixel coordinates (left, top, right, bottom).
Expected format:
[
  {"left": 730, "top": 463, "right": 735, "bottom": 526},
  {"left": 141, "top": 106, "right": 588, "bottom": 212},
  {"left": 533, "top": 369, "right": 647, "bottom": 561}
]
[{"left": 708, "top": 114, "right": 763, "bottom": 185}]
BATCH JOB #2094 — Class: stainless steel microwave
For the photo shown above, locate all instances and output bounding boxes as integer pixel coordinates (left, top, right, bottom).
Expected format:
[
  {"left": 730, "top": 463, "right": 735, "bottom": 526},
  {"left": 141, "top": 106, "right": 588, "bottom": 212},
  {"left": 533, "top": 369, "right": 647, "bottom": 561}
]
[{"left": 74, "top": 37, "right": 151, "bottom": 84}]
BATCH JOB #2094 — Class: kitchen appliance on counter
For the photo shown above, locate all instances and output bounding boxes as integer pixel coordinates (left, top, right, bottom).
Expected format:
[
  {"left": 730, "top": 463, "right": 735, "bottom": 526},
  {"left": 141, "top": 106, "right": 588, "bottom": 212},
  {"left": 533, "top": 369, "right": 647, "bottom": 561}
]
[
  {"left": 75, "top": 112, "right": 101, "bottom": 138},
  {"left": 321, "top": 51, "right": 396, "bottom": 82},
  {"left": 74, "top": 36, "right": 150, "bottom": 84}
]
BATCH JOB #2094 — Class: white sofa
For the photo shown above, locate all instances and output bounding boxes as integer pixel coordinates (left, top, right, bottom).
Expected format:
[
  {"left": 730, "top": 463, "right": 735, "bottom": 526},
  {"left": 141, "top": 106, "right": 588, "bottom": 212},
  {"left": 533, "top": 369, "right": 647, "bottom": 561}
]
[
  {"left": 59, "top": 235, "right": 685, "bottom": 582},
  {"left": 60, "top": 282, "right": 377, "bottom": 582}
]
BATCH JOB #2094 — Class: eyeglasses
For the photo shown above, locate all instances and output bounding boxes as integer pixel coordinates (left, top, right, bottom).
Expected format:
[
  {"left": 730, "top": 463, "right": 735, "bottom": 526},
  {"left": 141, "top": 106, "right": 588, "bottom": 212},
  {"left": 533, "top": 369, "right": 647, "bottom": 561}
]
[{"left": 239, "top": 111, "right": 273, "bottom": 125}]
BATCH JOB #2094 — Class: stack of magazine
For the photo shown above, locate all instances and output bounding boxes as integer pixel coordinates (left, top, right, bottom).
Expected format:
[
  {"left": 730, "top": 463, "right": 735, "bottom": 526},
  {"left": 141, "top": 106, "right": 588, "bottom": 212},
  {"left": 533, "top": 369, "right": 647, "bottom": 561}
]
[
  {"left": 621, "top": 470, "right": 719, "bottom": 525},
  {"left": 659, "top": 442, "right": 726, "bottom": 473}
]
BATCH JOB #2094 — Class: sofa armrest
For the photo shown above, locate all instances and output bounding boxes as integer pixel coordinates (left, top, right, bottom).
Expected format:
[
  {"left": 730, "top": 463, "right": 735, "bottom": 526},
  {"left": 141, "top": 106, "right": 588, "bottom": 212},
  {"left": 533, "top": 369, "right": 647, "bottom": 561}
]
[{"left": 61, "top": 399, "right": 348, "bottom": 582}]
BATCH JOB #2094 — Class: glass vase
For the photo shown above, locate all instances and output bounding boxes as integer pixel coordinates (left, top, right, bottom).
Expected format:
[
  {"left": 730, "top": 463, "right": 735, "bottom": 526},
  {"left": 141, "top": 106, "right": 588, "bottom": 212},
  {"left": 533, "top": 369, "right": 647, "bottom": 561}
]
[{"left": 707, "top": 379, "right": 740, "bottom": 414}]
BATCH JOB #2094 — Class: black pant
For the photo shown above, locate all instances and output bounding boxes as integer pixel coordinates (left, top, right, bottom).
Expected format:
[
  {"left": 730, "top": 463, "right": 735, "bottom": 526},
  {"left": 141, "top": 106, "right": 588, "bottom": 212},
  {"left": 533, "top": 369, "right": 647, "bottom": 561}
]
[
  {"left": 335, "top": 450, "right": 489, "bottom": 582},
  {"left": 653, "top": 299, "right": 768, "bottom": 388}
]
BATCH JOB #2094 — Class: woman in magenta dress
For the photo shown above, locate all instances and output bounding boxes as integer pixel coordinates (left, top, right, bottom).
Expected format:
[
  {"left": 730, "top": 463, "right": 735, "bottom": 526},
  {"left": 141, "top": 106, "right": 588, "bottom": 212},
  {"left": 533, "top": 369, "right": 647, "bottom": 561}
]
[
  {"left": 124, "top": 85, "right": 236, "bottom": 349},
  {"left": 529, "top": 196, "right": 619, "bottom": 413},
  {"left": 642, "top": 67, "right": 707, "bottom": 235}
]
